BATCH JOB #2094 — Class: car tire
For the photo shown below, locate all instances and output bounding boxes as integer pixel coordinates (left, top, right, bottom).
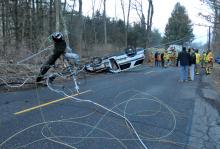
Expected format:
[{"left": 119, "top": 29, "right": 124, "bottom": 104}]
[
  {"left": 109, "top": 59, "right": 119, "bottom": 73},
  {"left": 91, "top": 57, "right": 102, "bottom": 67},
  {"left": 124, "top": 48, "right": 137, "bottom": 57}
]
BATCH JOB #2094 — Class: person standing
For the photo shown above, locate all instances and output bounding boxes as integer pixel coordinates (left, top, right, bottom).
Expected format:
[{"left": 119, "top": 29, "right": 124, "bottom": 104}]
[
  {"left": 201, "top": 51, "right": 206, "bottom": 68},
  {"left": 161, "top": 52, "right": 165, "bottom": 68},
  {"left": 157, "top": 53, "right": 162, "bottom": 67},
  {"left": 189, "top": 48, "right": 196, "bottom": 81},
  {"left": 205, "top": 49, "right": 214, "bottom": 75},
  {"left": 195, "top": 49, "right": 201, "bottom": 75},
  {"left": 154, "top": 51, "right": 158, "bottom": 67},
  {"left": 164, "top": 50, "right": 169, "bottom": 68},
  {"left": 176, "top": 47, "right": 190, "bottom": 82}
]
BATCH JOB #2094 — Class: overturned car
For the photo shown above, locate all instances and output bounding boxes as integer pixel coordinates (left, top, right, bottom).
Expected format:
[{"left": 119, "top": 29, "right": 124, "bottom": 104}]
[{"left": 85, "top": 48, "right": 145, "bottom": 73}]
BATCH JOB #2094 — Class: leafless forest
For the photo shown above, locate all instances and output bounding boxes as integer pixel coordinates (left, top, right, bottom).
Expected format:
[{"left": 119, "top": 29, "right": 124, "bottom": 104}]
[
  {"left": 0, "top": 0, "right": 155, "bottom": 63},
  {"left": 0, "top": 0, "right": 219, "bottom": 64}
]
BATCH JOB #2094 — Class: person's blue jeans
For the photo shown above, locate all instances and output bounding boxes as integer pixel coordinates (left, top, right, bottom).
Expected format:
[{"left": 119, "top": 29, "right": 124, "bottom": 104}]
[
  {"left": 155, "top": 60, "right": 158, "bottom": 67},
  {"left": 180, "top": 65, "right": 189, "bottom": 81}
]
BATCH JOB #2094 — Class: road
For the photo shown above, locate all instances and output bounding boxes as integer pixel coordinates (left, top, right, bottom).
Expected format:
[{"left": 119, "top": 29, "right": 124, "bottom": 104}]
[{"left": 0, "top": 66, "right": 219, "bottom": 149}]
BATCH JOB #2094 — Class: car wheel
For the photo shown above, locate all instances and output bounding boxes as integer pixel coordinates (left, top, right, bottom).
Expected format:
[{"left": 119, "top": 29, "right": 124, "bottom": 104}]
[
  {"left": 110, "top": 59, "right": 119, "bottom": 73},
  {"left": 91, "top": 57, "right": 102, "bottom": 67},
  {"left": 124, "top": 48, "right": 137, "bottom": 57}
]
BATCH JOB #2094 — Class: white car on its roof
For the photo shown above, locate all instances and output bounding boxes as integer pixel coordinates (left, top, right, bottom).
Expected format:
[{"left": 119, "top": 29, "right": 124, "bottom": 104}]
[{"left": 85, "top": 48, "right": 145, "bottom": 73}]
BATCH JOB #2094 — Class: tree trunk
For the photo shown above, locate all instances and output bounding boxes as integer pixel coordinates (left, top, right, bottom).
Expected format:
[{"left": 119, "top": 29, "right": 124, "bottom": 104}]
[
  {"left": 1, "top": 0, "right": 6, "bottom": 56},
  {"left": 40, "top": 0, "right": 44, "bottom": 37},
  {"left": 92, "top": 0, "right": 97, "bottom": 44},
  {"left": 21, "top": 1, "right": 28, "bottom": 46},
  {"left": 103, "top": 0, "right": 107, "bottom": 45},
  {"left": 126, "top": 0, "right": 131, "bottom": 47},
  {"left": 61, "top": 0, "right": 69, "bottom": 45},
  {"left": 49, "top": 0, "right": 53, "bottom": 34},
  {"left": 121, "top": 0, "right": 131, "bottom": 47},
  {"left": 78, "top": 0, "right": 83, "bottom": 52},
  {"left": 14, "top": 0, "right": 19, "bottom": 51},
  {"left": 32, "top": 0, "right": 36, "bottom": 52},
  {"left": 5, "top": 0, "right": 9, "bottom": 46},
  {"left": 146, "top": 0, "right": 154, "bottom": 48},
  {"left": 120, "top": 0, "right": 126, "bottom": 46},
  {"left": 27, "top": 0, "right": 32, "bottom": 51},
  {"left": 145, "top": 0, "right": 154, "bottom": 62},
  {"left": 55, "top": 0, "right": 60, "bottom": 31}
]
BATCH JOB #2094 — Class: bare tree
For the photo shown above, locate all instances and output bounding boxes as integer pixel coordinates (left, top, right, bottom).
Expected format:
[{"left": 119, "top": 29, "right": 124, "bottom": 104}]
[
  {"left": 120, "top": 0, "right": 132, "bottom": 47},
  {"left": 14, "top": 0, "right": 19, "bottom": 50},
  {"left": 146, "top": 0, "right": 153, "bottom": 47},
  {"left": 1, "top": 0, "right": 6, "bottom": 56},
  {"left": 103, "top": 0, "right": 107, "bottom": 45},
  {"left": 78, "top": 0, "right": 83, "bottom": 52},
  {"left": 61, "top": 0, "right": 69, "bottom": 45},
  {"left": 49, "top": 0, "right": 54, "bottom": 34},
  {"left": 91, "top": 0, "right": 97, "bottom": 44},
  {"left": 92, "top": 0, "right": 95, "bottom": 17},
  {"left": 133, "top": 0, "right": 154, "bottom": 47},
  {"left": 200, "top": 0, "right": 220, "bottom": 53},
  {"left": 55, "top": 0, "right": 60, "bottom": 31}
]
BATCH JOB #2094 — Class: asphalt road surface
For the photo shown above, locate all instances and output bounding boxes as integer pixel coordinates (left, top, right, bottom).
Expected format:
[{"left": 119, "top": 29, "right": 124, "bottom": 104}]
[{"left": 0, "top": 66, "right": 218, "bottom": 149}]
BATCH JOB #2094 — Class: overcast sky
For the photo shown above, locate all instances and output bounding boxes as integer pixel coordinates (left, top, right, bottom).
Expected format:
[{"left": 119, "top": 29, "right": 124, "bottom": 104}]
[{"left": 68, "top": 0, "right": 213, "bottom": 44}]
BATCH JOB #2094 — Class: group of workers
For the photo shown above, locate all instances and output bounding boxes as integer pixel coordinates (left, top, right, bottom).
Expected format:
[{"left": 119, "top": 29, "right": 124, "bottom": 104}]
[
  {"left": 152, "top": 50, "right": 177, "bottom": 68},
  {"left": 176, "top": 47, "right": 214, "bottom": 82},
  {"left": 195, "top": 49, "right": 214, "bottom": 75},
  {"left": 149, "top": 47, "right": 214, "bottom": 82}
]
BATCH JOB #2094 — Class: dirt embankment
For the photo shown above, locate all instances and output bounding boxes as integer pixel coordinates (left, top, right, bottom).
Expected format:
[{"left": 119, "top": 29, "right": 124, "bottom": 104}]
[
  {"left": 212, "top": 63, "right": 220, "bottom": 87},
  {"left": 0, "top": 63, "right": 41, "bottom": 92}
]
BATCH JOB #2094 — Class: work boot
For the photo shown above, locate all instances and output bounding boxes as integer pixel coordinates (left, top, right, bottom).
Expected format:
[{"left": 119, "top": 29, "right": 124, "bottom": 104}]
[
  {"left": 48, "top": 75, "right": 55, "bottom": 84},
  {"left": 36, "top": 76, "right": 43, "bottom": 82},
  {"left": 205, "top": 70, "right": 209, "bottom": 75}
]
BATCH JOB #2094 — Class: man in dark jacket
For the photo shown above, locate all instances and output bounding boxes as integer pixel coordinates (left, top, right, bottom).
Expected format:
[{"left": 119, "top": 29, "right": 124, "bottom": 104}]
[
  {"left": 36, "top": 32, "right": 66, "bottom": 82},
  {"left": 161, "top": 52, "right": 165, "bottom": 68},
  {"left": 176, "top": 47, "right": 190, "bottom": 82},
  {"left": 154, "top": 51, "right": 158, "bottom": 67}
]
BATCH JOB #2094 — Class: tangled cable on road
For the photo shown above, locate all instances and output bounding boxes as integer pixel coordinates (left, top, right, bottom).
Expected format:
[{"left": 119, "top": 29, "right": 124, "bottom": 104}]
[
  {"left": 0, "top": 61, "right": 202, "bottom": 149},
  {"left": 1, "top": 82, "right": 188, "bottom": 149}
]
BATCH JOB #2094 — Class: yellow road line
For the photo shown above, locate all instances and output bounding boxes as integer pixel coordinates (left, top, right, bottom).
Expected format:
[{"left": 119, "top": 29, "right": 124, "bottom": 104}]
[{"left": 14, "top": 90, "right": 92, "bottom": 115}]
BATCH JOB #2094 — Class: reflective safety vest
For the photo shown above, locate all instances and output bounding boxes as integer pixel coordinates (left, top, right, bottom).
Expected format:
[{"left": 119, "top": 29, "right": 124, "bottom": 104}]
[
  {"left": 206, "top": 52, "right": 213, "bottom": 62},
  {"left": 202, "top": 53, "right": 206, "bottom": 60},
  {"left": 164, "top": 53, "right": 169, "bottom": 60},
  {"left": 195, "top": 53, "right": 201, "bottom": 64}
]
